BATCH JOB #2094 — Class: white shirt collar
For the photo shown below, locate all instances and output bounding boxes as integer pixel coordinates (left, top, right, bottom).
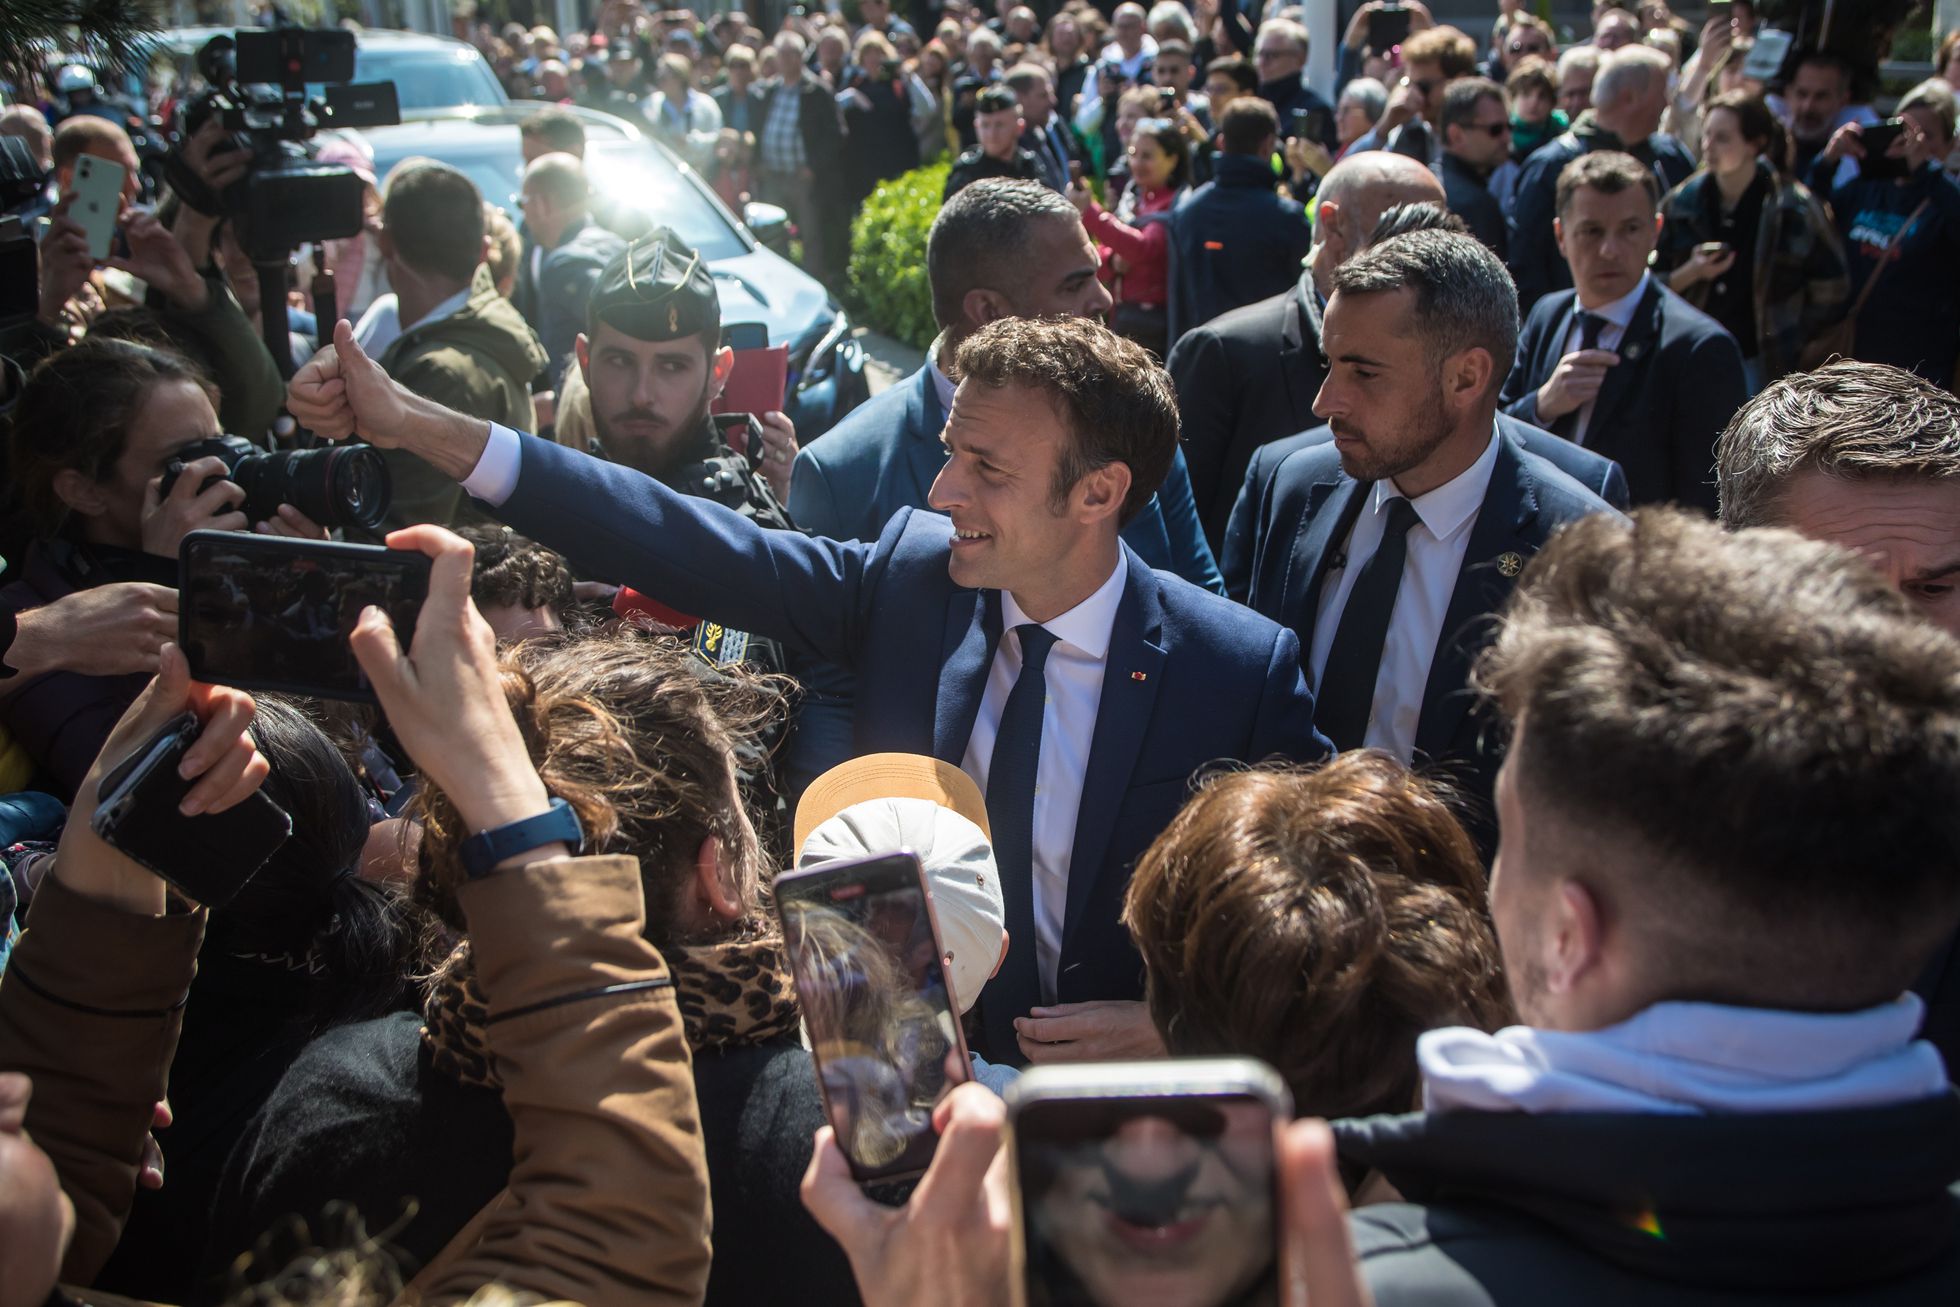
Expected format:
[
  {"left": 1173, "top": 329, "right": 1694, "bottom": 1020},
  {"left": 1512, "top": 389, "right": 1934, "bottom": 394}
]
[
  {"left": 1374, "top": 423, "right": 1501, "bottom": 545},
  {"left": 1576, "top": 269, "right": 1651, "bottom": 327},
  {"left": 401, "top": 285, "right": 473, "bottom": 336},
  {"left": 1000, "top": 549, "right": 1128, "bottom": 661},
  {"left": 927, "top": 337, "right": 957, "bottom": 417}
]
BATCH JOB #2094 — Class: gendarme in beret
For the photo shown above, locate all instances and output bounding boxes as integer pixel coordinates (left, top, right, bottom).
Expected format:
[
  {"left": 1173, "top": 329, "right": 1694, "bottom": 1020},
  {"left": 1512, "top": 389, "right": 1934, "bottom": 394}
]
[{"left": 588, "top": 227, "right": 720, "bottom": 342}]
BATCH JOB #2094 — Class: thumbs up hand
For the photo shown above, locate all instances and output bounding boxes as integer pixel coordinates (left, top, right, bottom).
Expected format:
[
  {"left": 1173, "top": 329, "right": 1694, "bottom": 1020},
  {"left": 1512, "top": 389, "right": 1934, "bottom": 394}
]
[{"left": 289, "top": 319, "right": 414, "bottom": 445}]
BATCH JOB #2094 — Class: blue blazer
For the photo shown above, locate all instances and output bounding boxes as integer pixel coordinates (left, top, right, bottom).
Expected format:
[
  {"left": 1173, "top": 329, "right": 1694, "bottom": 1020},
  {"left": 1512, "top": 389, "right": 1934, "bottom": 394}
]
[
  {"left": 496, "top": 433, "right": 1329, "bottom": 1059},
  {"left": 1500, "top": 281, "right": 1746, "bottom": 514},
  {"left": 1220, "top": 414, "right": 1628, "bottom": 601},
  {"left": 786, "top": 365, "right": 1224, "bottom": 797},
  {"left": 1232, "top": 432, "right": 1616, "bottom": 844}
]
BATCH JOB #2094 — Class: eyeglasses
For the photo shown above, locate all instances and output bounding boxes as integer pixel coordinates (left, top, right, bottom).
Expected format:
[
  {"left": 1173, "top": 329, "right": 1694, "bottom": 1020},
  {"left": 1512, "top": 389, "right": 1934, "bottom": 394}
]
[{"left": 1508, "top": 39, "right": 1549, "bottom": 55}]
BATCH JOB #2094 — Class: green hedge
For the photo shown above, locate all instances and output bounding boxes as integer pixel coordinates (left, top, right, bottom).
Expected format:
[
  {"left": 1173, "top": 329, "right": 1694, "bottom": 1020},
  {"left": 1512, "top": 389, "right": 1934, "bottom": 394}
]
[{"left": 846, "top": 160, "right": 950, "bottom": 352}]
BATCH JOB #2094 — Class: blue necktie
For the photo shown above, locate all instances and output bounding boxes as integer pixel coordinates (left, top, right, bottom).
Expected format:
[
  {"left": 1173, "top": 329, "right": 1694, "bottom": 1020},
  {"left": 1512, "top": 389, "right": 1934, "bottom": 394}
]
[{"left": 982, "top": 623, "right": 1058, "bottom": 1059}]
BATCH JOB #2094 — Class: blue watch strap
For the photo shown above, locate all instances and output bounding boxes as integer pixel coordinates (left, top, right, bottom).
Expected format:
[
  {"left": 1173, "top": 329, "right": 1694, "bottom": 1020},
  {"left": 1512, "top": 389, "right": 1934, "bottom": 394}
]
[{"left": 460, "top": 796, "right": 583, "bottom": 880}]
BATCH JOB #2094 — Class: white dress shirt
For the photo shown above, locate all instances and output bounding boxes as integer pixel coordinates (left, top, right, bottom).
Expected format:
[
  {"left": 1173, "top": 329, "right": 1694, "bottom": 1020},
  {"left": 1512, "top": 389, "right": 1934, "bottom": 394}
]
[
  {"left": 1561, "top": 270, "right": 1649, "bottom": 445},
  {"left": 960, "top": 553, "right": 1128, "bottom": 1006},
  {"left": 1307, "top": 426, "right": 1500, "bottom": 762}
]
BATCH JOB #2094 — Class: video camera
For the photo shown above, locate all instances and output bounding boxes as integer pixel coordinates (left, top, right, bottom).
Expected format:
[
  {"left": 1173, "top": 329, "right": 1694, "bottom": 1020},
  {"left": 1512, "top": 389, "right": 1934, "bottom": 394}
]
[{"left": 173, "top": 28, "right": 400, "bottom": 264}]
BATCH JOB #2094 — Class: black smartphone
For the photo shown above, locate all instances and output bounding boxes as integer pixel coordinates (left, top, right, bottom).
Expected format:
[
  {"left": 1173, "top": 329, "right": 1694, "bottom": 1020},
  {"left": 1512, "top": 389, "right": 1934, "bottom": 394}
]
[
  {"left": 721, "top": 321, "right": 769, "bottom": 350},
  {"left": 1367, "top": 2, "right": 1412, "bottom": 53},
  {"left": 1008, "top": 1059, "right": 1291, "bottom": 1307},
  {"left": 1069, "top": 160, "right": 1086, "bottom": 183},
  {"left": 1859, "top": 118, "right": 1909, "bottom": 181},
  {"left": 90, "top": 711, "right": 293, "bottom": 908},
  {"left": 777, "top": 851, "right": 972, "bottom": 1186},
  {"left": 1288, "top": 106, "right": 1328, "bottom": 142},
  {"left": 179, "top": 531, "right": 431, "bottom": 704}
]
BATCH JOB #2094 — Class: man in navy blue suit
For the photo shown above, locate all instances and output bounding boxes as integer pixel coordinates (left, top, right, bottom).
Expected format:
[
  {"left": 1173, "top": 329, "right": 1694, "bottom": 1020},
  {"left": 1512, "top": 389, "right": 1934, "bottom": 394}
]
[
  {"left": 289, "top": 305, "right": 1328, "bottom": 1067},
  {"left": 1234, "top": 229, "right": 1615, "bottom": 846},
  {"left": 1500, "top": 150, "right": 1748, "bottom": 512},
  {"left": 788, "top": 180, "right": 1222, "bottom": 796}
]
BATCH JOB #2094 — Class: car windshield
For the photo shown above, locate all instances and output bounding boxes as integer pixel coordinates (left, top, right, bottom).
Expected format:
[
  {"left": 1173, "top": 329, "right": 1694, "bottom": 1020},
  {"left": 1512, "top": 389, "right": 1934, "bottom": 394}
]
[{"left": 339, "top": 48, "right": 506, "bottom": 110}]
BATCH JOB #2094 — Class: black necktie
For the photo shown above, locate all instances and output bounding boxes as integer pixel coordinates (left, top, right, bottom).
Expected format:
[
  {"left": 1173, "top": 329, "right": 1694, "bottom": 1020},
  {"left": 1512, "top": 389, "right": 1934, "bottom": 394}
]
[
  {"left": 1315, "top": 498, "right": 1422, "bottom": 752},
  {"left": 1553, "top": 311, "right": 1608, "bottom": 442},
  {"left": 984, "top": 624, "right": 1059, "bottom": 1038}
]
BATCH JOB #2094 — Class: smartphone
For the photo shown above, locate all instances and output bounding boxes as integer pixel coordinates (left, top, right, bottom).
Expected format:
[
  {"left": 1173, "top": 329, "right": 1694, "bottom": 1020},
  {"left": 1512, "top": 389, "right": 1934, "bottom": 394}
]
[
  {"left": 1008, "top": 1059, "right": 1291, "bottom": 1307},
  {"left": 179, "top": 531, "right": 431, "bottom": 704},
  {"left": 68, "top": 154, "right": 126, "bottom": 261},
  {"left": 721, "top": 321, "right": 769, "bottom": 351},
  {"left": 1696, "top": 240, "right": 1730, "bottom": 258},
  {"left": 1367, "top": 2, "right": 1412, "bottom": 53},
  {"left": 1859, "top": 118, "right": 1909, "bottom": 181},
  {"left": 1743, "top": 27, "right": 1793, "bottom": 84},
  {"left": 91, "top": 711, "right": 294, "bottom": 908},
  {"left": 777, "top": 851, "right": 972, "bottom": 1186},
  {"left": 1288, "top": 107, "right": 1328, "bottom": 143}
]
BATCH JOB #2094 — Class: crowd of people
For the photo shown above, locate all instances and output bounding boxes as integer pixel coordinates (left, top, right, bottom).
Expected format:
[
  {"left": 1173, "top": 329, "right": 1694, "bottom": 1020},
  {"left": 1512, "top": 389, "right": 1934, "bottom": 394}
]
[{"left": 5, "top": 0, "right": 1960, "bottom": 1304}]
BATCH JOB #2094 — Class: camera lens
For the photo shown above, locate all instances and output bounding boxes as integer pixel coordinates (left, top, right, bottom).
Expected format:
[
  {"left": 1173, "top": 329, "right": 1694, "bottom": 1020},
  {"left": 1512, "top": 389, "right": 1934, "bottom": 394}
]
[{"left": 231, "top": 445, "right": 391, "bottom": 530}]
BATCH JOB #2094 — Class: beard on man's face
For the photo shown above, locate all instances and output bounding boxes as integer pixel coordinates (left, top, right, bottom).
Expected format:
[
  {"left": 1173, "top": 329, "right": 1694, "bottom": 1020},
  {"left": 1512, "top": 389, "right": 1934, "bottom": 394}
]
[
  {"left": 593, "top": 387, "right": 715, "bottom": 478},
  {"left": 1328, "top": 384, "right": 1455, "bottom": 487}
]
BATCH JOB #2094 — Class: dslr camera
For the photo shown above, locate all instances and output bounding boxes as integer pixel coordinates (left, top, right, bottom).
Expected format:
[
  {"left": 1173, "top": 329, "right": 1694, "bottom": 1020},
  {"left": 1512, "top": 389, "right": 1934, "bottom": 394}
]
[
  {"left": 159, "top": 435, "right": 392, "bottom": 532},
  {"left": 168, "top": 27, "right": 400, "bottom": 263}
]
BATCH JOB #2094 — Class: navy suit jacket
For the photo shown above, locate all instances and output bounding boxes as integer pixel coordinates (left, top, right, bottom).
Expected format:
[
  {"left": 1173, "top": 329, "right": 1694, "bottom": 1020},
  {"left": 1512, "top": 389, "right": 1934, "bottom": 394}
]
[
  {"left": 785, "top": 364, "right": 1224, "bottom": 795},
  {"left": 1234, "top": 432, "right": 1616, "bottom": 842},
  {"left": 1220, "top": 414, "right": 1628, "bottom": 600},
  {"left": 1500, "top": 281, "right": 1747, "bottom": 513},
  {"left": 497, "top": 432, "right": 1328, "bottom": 1060}
]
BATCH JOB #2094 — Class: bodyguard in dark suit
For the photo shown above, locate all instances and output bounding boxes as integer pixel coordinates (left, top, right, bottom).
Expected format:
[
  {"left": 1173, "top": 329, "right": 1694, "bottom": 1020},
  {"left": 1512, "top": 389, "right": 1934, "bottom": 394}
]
[
  {"left": 1499, "top": 151, "right": 1747, "bottom": 512},
  {"left": 517, "top": 155, "right": 627, "bottom": 391},
  {"left": 1237, "top": 228, "right": 1614, "bottom": 842},
  {"left": 291, "top": 312, "right": 1327, "bottom": 1069},
  {"left": 1222, "top": 412, "right": 1628, "bottom": 600},
  {"left": 1506, "top": 46, "right": 1695, "bottom": 312}
]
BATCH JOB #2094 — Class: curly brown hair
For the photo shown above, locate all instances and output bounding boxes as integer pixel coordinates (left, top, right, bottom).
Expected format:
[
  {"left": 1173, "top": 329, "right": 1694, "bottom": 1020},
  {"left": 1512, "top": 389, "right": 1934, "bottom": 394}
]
[
  {"left": 456, "top": 524, "right": 575, "bottom": 617},
  {"left": 1122, "top": 754, "right": 1511, "bottom": 1123},
  {"left": 413, "top": 630, "right": 784, "bottom": 949}
]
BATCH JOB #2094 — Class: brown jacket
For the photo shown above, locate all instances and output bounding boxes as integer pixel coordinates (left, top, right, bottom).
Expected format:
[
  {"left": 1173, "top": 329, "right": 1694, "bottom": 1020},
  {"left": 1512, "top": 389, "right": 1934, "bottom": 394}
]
[{"left": 0, "top": 854, "right": 710, "bottom": 1306}]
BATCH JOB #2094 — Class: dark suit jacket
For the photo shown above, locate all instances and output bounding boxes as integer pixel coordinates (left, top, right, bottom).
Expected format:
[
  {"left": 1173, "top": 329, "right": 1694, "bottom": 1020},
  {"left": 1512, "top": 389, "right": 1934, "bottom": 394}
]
[
  {"left": 1221, "top": 415, "right": 1629, "bottom": 600},
  {"left": 495, "top": 432, "right": 1329, "bottom": 1061},
  {"left": 1500, "top": 280, "right": 1746, "bottom": 513},
  {"left": 1166, "top": 275, "right": 1326, "bottom": 551},
  {"left": 531, "top": 216, "right": 627, "bottom": 390},
  {"left": 1441, "top": 153, "right": 1507, "bottom": 259},
  {"left": 1235, "top": 432, "right": 1616, "bottom": 840},
  {"left": 1020, "top": 114, "right": 1083, "bottom": 192},
  {"left": 1169, "top": 154, "right": 1312, "bottom": 342},
  {"left": 787, "top": 364, "right": 1224, "bottom": 795},
  {"left": 712, "top": 82, "right": 768, "bottom": 136}
]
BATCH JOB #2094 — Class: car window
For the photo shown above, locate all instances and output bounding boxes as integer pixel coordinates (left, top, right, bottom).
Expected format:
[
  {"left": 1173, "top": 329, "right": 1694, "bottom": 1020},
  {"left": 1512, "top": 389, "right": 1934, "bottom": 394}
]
[
  {"left": 346, "top": 49, "right": 507, "bottom": 109},
  {"left": 590, "top": 155, "right": 746, "bottom": 261}
]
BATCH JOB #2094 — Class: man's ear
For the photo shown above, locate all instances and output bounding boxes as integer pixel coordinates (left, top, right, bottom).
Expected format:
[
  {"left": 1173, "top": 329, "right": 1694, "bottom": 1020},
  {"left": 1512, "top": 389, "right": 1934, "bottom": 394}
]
[
  {"left": 1552, "top": 215, "right": 1564, "bottom": 249},
  {"left": 693, "top": 834, "right": 743, "bottom": 922},
  {"left": 1074, "top": 459, "right": 1133, "bottom": 525},
  {"left": 962, "top": 287, "right": 1013, "bottom": 327},
  {"left": 1447, "top": 346, "right": 1496, "bottom": 409},
  {"left": 1315, "top": 197, "right": 1343, "bottom": 251},
  {"left": 575, "top": 332, "right": 591, "bottom": 382},
  {"left": 53, "top": 468, "right": 109, "bottom": 519},
  {"left": 708, "top": 344, "right": 736, "bottom": 402},
  {"left": 1545, "top": 879, "right": 1605, "bottom": 999}
]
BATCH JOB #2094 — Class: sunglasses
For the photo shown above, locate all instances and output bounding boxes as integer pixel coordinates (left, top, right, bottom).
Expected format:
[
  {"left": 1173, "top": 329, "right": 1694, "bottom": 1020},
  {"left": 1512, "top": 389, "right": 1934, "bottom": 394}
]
[
  {"left": 1470, "top": 121, "right": 1509, "bottom": 137},
  {"left": 1509, "top": 39, "right": 1549, "bottom": 54}
]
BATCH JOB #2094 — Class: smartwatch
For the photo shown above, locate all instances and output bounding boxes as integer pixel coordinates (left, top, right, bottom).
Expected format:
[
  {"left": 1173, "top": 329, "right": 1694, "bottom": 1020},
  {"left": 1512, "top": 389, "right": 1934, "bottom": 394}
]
[{"left": 460, "top": 797, "right": 583, "bottom": 880}]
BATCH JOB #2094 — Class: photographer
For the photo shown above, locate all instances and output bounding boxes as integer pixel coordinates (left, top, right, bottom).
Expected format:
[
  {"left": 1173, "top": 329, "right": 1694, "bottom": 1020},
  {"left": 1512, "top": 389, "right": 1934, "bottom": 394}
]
[{"left": 2, "top": 338, "right": 322, "bottom": 798}]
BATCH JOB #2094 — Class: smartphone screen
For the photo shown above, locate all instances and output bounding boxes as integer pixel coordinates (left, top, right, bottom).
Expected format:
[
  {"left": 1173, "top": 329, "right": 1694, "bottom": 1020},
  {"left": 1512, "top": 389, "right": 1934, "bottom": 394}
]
[
  {"left": 1013, "top": 1078, "right": 1283, "bottom": 1307},
  {"left": 1367, "top": 5, "right": 1411, "bottom": 53},
  {"left": 777, "top": 851, "right": 971, "bottom": 1185},
  {"left": 179, "top": 531, "right": 430, "bottom": 703},
  {"left": 69, "top": 154, "right": 127, "bottom": 261}
]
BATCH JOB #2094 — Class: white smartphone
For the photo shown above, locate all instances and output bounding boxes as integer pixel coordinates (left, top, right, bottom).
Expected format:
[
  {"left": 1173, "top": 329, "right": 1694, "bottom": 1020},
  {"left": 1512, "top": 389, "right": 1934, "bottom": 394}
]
[{"left": 69, "top": 154, "right": 126, "bottom": 261}]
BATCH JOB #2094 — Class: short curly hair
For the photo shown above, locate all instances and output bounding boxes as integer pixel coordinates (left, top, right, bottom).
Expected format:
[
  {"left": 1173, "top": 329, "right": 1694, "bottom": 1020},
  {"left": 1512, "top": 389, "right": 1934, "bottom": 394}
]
[{"left": 457, "top": 525, "right": 575, "bottom": 617}]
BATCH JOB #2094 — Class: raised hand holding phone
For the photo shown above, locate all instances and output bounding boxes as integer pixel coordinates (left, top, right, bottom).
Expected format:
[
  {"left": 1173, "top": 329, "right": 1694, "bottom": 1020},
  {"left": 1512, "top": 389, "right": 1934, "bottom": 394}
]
[
  {"left": 56, "top": 644, "right": 270, "bottom": 915},
  {"left": 348, "top": 524, "right": 563, "bottom": 846}
]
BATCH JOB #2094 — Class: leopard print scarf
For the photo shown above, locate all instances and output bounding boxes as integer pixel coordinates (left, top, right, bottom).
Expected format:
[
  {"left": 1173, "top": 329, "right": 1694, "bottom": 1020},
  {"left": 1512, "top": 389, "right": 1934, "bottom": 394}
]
[{"left": 422, "top": 933, "right": 802, "bottom": 1092}]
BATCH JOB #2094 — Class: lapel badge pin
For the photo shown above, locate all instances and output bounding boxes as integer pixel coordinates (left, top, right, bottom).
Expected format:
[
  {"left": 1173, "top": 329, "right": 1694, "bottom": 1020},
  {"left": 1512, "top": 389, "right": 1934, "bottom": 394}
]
[
  {"left": 1624, "top": 342, "right": 1643, "bottom": 361},
  {"left": 1497, "top": 552, "right": 1525, "bottom": 578},
  {"left": 1131, "top": 670, "right": 1148, "bottom": 682}
]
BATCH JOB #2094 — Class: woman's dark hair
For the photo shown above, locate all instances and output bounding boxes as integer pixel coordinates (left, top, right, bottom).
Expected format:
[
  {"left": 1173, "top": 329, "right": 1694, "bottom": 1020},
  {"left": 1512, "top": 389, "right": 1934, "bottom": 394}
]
[
  {"left": 201, "top": 697, "right": 432, "bottom": 1032},
  {"left": 1704, "top": 90, "right": 1788, "bottom": 175},
  {"left": 9, "top": 336, "right": 215, "bottom": 534},
  {"left": 1131, "top": 115, "right": 1191, "bottom": 190}
]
